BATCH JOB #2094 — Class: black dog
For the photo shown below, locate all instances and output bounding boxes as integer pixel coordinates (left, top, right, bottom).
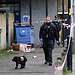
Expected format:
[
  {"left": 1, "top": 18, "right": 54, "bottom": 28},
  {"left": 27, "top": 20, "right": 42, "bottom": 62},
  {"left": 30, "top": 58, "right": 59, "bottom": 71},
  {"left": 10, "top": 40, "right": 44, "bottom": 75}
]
[{"left": 12, "top": 56, "right": 27, "bottom": 69}]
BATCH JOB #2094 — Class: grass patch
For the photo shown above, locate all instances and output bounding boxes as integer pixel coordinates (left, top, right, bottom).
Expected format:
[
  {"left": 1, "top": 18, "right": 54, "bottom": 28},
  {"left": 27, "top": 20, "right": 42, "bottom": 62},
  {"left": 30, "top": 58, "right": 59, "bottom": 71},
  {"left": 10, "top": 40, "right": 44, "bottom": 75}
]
[
  {"left": 72, "top": 54, "right": 75, "bottom": 61},
  {"left": 72, "top": 49, "right": 75, "bottom": 54},
  {"left": 73, "top": 54, "right": 75, "bottom": 58},
  {"left": 63, "top": 68, "right": 72, "bottom": 75},
  {"left": 0, "top": 49, "right": 15, "bottom": 60}
]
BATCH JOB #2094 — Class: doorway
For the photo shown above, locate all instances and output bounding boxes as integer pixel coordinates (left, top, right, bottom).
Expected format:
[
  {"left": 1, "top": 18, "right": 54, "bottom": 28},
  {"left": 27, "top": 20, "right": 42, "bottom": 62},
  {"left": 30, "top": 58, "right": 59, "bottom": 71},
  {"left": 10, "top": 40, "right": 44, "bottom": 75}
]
[{"left": 0, "top": 12, "right": 14, "bottom": 49}]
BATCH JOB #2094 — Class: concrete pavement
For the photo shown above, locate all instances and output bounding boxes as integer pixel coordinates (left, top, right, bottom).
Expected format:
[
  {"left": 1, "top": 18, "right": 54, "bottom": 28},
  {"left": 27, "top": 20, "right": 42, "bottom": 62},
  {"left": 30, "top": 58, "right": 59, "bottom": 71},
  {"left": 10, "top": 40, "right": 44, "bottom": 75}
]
[{"left": 0, "top": 47, "right": 64, "bottom": 75}]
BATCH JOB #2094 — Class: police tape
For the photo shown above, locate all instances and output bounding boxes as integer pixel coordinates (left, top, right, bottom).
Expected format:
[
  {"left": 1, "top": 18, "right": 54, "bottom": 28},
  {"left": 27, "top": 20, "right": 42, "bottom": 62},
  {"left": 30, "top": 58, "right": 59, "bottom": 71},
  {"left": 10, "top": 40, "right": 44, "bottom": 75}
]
[{"left": 54, "top": 37, "right": 72, "bottom": 71}]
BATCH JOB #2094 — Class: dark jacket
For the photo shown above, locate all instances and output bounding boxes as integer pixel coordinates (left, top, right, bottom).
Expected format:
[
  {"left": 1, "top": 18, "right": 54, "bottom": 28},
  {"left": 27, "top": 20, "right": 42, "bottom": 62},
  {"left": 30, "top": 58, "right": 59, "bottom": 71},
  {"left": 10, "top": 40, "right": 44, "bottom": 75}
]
[
  {"left": 39, "top": 22, "right": 59, "bottom": 42},
  {"left": 52, "top": 20, "right": 61, "bottom": 32}
]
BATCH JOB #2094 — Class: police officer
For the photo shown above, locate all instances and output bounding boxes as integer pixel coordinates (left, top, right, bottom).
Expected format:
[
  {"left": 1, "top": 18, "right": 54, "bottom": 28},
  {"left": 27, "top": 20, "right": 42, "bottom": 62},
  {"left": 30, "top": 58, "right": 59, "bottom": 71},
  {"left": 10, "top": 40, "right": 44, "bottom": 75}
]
[
  {"left": 39, "top": 16, "right": 59, "bottom": 66},
  {"left": 52, "top": 16, "right": 61, "bottom": 46}
]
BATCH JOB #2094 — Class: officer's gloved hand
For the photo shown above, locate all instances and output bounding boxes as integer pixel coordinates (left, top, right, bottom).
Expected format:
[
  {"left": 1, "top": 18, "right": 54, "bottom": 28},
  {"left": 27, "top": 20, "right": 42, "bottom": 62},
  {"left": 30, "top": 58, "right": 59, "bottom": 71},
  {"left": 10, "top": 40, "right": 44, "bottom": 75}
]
[
  {"left": 56, "top": 41, "right": 60, "bottom": 46},
  {"left": 40, "top": 38, "right": 42, "bottom": 41},
  {"left": 40, "top": 39, "right": 43, "bottom": 47}
]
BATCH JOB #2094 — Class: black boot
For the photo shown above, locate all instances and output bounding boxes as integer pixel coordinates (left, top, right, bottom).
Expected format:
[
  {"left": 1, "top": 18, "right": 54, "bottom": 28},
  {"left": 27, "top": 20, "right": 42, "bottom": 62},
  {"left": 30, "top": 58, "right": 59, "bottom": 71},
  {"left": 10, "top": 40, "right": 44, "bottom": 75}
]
[
  {"left": 44, "top": 61, "right": 48, "bottom": 64},
  {"left": 48, "top": 63, "right": 52, "bottom": 66},
  {"left": 48, "top": 61, "right": 52, "bottom": 66}
]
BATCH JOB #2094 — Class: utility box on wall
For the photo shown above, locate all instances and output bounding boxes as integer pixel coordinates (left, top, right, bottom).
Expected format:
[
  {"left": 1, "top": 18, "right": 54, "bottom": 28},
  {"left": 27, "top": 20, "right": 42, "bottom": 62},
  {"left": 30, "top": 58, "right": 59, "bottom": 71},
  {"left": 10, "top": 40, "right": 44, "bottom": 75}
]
[{"left": 15, "top": 26, "right": 34, "bottom": 45}]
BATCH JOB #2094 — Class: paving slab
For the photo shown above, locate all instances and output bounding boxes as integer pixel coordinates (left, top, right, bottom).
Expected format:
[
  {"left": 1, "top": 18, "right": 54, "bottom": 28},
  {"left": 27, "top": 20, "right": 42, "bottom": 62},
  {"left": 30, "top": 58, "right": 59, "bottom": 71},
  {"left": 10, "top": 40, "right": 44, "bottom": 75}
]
[{"left": 0, "top": 47, "right": 64, "bottom": 75}]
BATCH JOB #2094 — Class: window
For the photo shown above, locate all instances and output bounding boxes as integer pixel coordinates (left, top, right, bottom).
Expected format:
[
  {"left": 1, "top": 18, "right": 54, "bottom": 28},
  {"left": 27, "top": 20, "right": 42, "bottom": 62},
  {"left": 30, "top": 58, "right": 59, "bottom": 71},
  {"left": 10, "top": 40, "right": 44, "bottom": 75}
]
[
  {"left": 57, "top": 0, "right": 68, "bottom": 12},
  {"left": 57, "top": 0, "right": 62, "bottom": 12},
  {"left": 64, "top": 0, "right": 68, "bottom": 12}
]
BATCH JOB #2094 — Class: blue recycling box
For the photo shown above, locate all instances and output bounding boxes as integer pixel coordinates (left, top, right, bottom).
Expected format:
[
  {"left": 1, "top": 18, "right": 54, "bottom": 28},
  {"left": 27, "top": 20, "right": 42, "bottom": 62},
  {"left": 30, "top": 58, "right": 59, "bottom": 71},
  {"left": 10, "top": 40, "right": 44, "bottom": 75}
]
[{"left": 15, "top": 26, "right": 34, "bottom": 44}]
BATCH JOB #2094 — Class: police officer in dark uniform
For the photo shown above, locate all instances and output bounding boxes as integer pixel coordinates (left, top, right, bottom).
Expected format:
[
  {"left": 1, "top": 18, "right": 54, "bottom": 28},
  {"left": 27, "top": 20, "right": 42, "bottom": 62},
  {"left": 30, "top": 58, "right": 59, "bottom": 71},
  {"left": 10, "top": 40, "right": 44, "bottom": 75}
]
[
  {"left": 52, "top": 16, "right": 61, "bottom": 46},
  {"left": 39, "top": 16, "right": 59, "bottom": 66}
]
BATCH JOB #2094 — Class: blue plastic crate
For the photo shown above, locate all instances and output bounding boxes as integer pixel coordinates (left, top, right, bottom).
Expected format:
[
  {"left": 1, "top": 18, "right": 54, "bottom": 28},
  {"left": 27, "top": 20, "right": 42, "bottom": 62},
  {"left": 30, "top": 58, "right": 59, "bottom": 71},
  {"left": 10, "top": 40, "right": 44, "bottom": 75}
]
[{"left": 15, "top": 26, "right": 34, "bottom": 44}]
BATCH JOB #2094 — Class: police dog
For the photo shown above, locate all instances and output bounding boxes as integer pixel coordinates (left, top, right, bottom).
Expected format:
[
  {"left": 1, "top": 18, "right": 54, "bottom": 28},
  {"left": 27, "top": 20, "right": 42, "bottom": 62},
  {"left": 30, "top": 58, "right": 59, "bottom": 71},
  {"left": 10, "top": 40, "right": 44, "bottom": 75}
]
[{"left": 12, "top": 56, "right": 27, "bottom": 69}]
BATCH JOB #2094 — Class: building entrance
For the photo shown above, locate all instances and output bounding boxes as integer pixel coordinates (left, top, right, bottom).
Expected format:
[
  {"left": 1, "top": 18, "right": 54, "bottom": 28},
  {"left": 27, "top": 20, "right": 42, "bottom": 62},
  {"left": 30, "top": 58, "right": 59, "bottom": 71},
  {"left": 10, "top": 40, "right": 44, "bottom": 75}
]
[{"left": 0, "top": 2, "right": 20, "bottom": 49}]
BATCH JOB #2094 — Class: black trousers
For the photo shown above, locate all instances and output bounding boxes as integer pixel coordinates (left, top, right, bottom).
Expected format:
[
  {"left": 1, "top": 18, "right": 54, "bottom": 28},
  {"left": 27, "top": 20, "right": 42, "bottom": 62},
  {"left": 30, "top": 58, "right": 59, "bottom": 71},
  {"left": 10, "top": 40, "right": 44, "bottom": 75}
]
[{"left": 43, "top": 39, "right": 53, "bottom": 63}]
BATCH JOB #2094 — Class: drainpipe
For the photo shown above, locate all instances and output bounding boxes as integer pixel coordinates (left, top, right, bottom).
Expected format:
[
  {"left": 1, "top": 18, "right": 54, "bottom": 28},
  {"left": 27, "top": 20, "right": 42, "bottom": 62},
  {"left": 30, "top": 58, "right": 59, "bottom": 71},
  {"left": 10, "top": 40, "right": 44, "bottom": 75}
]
[
  {"left": 46, "top": 0, "right": 48, "bottom": 17},
  {"left": 29, "top": 0, "right": 32, "bottom": 25},
  {"left": 6, "top": 11, "right": 9, "bottom": 49},
  {"left": 62, "top": 0, "right": 64, "bottom": 47},
  {"left": 62, "top": 0, "right": 64, "bottom": 20},
  {"left": 68, "top": 0, "right": 71, "bottom": 25}
]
